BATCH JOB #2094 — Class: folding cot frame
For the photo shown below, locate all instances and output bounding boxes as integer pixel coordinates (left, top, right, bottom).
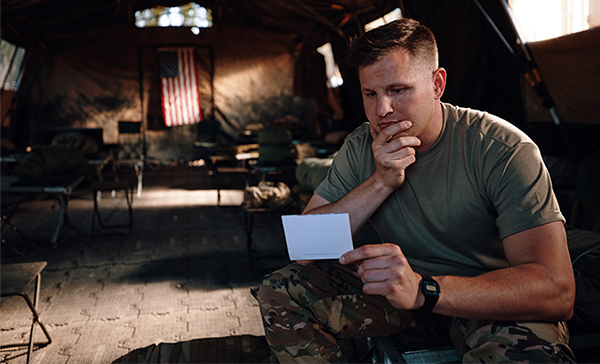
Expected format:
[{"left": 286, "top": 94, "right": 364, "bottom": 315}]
[
  {"left": 0, "top": 261, "right": 52, "bottom": 364},
  {"left": 0, "top": 175, "right": 85, "bottom": 249}
]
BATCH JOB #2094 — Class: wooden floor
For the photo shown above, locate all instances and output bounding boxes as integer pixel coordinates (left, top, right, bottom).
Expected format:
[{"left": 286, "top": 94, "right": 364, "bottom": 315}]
[{"left": 1, "top": 166, "right": 290, "bottom": 364}]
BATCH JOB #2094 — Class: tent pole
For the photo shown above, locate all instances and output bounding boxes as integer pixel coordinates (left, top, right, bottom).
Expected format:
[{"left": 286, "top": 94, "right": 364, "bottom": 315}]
[
  {"left": 472, "top": 0, "right": 523, "bottom": 69},
  {"left": 209, "top": 46, "right": 215, "bottom": 123},
  {"left": 549, "top": 107, "right": 561, "bottom": 126},
  {"left": 473, "top": 0, "right": 538, "bottom": 75},
  {"left": 473, "top": 0, "right": 557, "bottom": 110},
  {"left": 473, "top": 0, "right": 579, "bottom": 161},
  {"left": 137, "top": 46, "right": 147, "bottom": 166},
  {"left": 497, "top": 0, "right": 579, "bottom": 160}
]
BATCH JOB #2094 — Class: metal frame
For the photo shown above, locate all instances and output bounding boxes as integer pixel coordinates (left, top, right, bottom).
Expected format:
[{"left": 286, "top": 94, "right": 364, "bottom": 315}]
[
  {"left": 91, "top": 180, "right": 134, "bottom": 237},
  {"left": 1, "top": 262, "right": 52, "bottom": 364}
]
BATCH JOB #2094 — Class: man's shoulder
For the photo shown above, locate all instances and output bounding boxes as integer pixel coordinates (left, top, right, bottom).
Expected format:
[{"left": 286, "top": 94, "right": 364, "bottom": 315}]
[
  {"left": 345, "top": 122, "right": 371, "bottom": 141},
  {"left": 338, "top": 122, "right": 372, "bottom": 152},
  {"left": 443, "top": 103, "right": 532, "bottom": 148},
  {"left": 444, "top": 102, "right": 507, "bottom": 128}
]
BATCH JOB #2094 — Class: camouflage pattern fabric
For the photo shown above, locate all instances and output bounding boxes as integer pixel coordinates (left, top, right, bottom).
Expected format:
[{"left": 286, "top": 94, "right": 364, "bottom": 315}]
[
  {"left": 254, "top": 262, "right": 575, "bottom": 363},
  {"left": 450, "top": 319, "right": 574, "bottom": 363},
  {"left": 253, "top": 261, "right": 412, "bottom": 363}
]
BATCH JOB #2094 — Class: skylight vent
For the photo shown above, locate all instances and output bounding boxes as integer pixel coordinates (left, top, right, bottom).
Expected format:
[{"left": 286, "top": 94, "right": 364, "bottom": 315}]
[{"left": 135, "top": 2, "right": 212, "bottom": 34}]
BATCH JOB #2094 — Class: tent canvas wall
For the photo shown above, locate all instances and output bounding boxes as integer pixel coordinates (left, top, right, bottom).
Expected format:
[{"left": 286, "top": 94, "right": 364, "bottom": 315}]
[{"left": 2, "top": 0, "right": 599, "bottom": 162}]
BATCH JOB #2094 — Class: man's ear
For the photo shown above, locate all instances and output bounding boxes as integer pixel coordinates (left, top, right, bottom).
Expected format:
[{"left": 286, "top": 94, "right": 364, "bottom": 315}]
[{"left": 433, "top": 67, "right": 447, "bottom": 100}]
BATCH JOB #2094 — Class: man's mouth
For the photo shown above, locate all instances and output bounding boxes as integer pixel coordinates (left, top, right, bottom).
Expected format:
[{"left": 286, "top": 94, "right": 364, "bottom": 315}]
[{"left": 379, "top": 121, "right": 399, "bottom": 130}]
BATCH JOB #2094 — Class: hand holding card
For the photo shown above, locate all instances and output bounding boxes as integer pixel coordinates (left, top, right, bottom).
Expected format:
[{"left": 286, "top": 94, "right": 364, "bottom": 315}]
[{"left": 281, "top": 213, "right": 354, "bottom": 260}]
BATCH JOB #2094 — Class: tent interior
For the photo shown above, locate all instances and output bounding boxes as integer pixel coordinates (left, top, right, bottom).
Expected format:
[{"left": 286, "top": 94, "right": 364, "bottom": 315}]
[
  {"left": 2, "top": 0, "right": 599, "bottom": 162},
  {"left": 1, "top": 0, "right": 600, "bottom": 363}
]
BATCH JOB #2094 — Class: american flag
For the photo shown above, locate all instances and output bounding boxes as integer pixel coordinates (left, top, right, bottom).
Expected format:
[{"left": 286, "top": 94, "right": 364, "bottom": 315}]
[{"left": 157, "top": 48, "right": 202, "bottom": 127}]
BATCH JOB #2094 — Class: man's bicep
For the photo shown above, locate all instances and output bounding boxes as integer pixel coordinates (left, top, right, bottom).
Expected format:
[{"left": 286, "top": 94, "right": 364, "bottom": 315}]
[
  {"left": 502, "top": 221, "right": 572, "bottom": 272},
  {"left": 502, "top": 221, "right": 576, "bottom": 319},
  {"left": 302, "top": 193, "right": 331, "bottom": 214}
]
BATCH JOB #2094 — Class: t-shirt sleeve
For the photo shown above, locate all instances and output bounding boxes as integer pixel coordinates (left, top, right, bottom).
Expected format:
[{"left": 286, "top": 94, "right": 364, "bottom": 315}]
[
  {"left": 314, "top": 133, "right": 365, "bottom": 203},
  {"left": 485, "top": 141, "right": 565, "bottom": 239}
]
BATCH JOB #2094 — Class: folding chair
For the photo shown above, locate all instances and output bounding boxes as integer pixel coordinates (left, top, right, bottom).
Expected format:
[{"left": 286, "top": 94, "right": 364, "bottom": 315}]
[
  {"left": 194, "top": 119, "right": 223, "bottom": 170},
  {"left": 1, "top": 261, "right": 52, "bottom": 364},
  {"left": 115, "top": 121, "right": 145, "bottom": 197},
  {"left": 117, "top": 121, "right": 145, "bottom": 160}
]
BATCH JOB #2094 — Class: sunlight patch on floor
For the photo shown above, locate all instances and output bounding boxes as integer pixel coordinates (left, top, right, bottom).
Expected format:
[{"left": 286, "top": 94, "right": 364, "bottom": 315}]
[{"left": 135, "top": 189, "right": 245, "bottom": 207}]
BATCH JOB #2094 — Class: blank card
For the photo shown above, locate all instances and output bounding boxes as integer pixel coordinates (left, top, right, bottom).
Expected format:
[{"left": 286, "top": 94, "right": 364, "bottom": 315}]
[{"left": 281, "top": 213, "right": 354, "bottom": 260}]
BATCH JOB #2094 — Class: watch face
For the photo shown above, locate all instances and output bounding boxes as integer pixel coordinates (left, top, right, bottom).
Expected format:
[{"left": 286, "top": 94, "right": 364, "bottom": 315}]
[
  {"left": 424, "top": 282, "right": 440, "bottom": 295},
  {"left": 425, "top": 283, "right": 438, "bottom": 293}
]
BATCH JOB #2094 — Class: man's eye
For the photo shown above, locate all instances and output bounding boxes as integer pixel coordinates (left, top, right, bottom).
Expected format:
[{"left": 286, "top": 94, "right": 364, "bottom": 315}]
[
  {"left": 365, "top": 92, "right": 376, "bottom": 98},
  {"left": 391, "top": 89, "right": 404, "bottom": 94}
]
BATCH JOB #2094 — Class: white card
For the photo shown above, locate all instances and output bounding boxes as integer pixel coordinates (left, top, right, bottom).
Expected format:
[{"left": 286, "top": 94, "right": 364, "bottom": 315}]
[{"left": 281, "top": 213, "right": 354, "bottom": 260}]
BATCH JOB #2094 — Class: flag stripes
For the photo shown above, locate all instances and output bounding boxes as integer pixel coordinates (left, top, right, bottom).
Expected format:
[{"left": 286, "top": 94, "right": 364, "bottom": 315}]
[{"left": 158, "top": 48, "right": 202, "bottom": 127}]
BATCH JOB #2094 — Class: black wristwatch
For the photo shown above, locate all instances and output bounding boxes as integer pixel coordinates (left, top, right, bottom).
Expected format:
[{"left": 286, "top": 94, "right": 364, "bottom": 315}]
[{"left": 419, "top": 275, "right": 440, "bottom": 312}]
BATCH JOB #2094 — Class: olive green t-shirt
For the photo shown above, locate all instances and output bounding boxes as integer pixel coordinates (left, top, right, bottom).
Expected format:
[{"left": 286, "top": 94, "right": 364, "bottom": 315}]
[{"left": 315, "top": 103, "right": 564, "bottom": 277}]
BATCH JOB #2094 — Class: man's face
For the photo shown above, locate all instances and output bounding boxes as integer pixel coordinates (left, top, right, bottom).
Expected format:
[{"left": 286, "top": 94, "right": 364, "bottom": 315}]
[{"left": 358, "top": 48, "right": 442, "bottom": 142}]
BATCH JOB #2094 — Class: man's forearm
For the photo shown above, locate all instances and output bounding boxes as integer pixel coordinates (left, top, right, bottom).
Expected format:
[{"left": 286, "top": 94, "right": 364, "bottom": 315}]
[
  {"left": 303, "top": 176, "right": 394, "bottom": 236},
  {"left": 431, "top": 222, "right": 575, "bottom": 322},
  {"left": 432, "top": 263, "right": 575, "bottom": 321}
]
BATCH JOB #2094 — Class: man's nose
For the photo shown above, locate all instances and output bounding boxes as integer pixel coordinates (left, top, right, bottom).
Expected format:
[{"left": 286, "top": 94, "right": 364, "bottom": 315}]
[{"left": 377, "top": 95, "right": 393, "bottom": 117}]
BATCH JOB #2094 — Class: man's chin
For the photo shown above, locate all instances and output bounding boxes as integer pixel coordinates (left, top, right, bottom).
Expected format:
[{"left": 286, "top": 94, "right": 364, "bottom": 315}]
[{"left": 388, "top": 131, "right": 413, "bottom": 142}]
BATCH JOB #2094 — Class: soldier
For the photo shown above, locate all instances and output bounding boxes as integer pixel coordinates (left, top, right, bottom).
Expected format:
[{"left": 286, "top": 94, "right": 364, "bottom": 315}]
[{"left": 255, "top": 18, "right": 575, "bottom": 363}]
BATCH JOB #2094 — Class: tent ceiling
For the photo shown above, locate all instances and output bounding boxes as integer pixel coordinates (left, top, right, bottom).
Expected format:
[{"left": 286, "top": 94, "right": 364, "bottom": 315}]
[{"left": 1, "top": 0, "right": 400, "bottom": 47}]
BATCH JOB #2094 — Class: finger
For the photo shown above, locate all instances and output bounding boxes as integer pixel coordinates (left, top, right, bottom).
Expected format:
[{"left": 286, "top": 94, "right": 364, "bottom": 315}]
[
  {"left": 357, "top": 252, "right": 409, "bottom": 280},
  {"left": 373, "top": 134, "right": 420, "bottom": 164},
  {"left": 359, "top": 264, "right": 392, "bottom": 284},
  {"left": 390, "top": 136, "right": 421, "bottom": 150},
  {"left": 340, "top": 243, "right": 400, "bottom": 265},
  {"left": 357, "top": 257, "right": 394, "bottom": 278},
  {"left": 374, "top": 121, "right": 412, "bottom": 145},
  {"left": 362, "top": 281, "right": 392, "bottom": 297},
  {"left": 377, "top": 143, "right": 418, "bottom": 164}
]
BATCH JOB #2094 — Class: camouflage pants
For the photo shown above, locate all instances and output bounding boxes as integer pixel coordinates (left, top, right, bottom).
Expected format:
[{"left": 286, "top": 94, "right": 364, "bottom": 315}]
[{"left": 253, "top": 261, "right": 575, "bottom": 363}]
